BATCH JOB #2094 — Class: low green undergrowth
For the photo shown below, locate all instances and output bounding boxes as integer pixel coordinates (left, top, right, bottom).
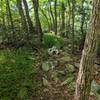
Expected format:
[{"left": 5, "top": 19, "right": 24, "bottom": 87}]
[
  {"left": 0, "top": 48, "right": 37, "bottom": 100},
  {"left": 42, "top": 32, "right": 64, "bottom": 49}
]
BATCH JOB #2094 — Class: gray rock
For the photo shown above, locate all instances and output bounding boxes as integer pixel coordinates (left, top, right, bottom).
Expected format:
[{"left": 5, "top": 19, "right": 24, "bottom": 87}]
[
  {"left": 42, "top": 62, "right": 50, "bottom": 71},
  {"left": 94, "top": 63, "right": 100, "bottom": 69},
  {"left": 74, "top": 62, "right": 80, "bottom": 68},
  {"left": 42, "top": 77, "right": 49, "bottom": 86},
  {"left": 91, "top": 80, "right": 100, "bottom": 100}
]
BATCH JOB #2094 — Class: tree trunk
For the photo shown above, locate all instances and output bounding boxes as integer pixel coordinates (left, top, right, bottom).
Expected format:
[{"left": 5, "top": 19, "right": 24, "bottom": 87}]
[
  {"left": 1, "top": 0, "right": 5, "bottom": 29},
  {"left": 67, "top": 0, "right": 71, "bottom": 37},
  {"left": 71, "top": 0, "right": 76, "bottom": 54},
  {"left": 54, "top": 0, "right": 57, "bottom": 35},
  {"left": 6, "top": 0, "right": 14, "bottom": 34},
  {"left": 23, "top": 0, "right": 35, "bottom": 34},
  {"left": 48, "top": 0, "right": 55, "bottom": 31},
  {"left": 16, "top": 0, "right": 28, "bottom": 33},
  {"left": 80, "top": 0, "right": 86, "bottom": 50},
  {"left": 47, "top": 6, "right": 52, "bottom": 31},
  {"left": 58, "top": 0, "right": 61, "bottom": 32},
  {"left": 6, "top": 4, "right": 10, "bottom": 27},
  {"left": 74, "top": 0, "right": 100, "bottom": 100},
  {"left": 40, "top": 8, "right": 50, "bottom": 31},
  {"left": 32, "top": 0, "right": 43, "bottom": 40},
  {"left": 61, "top": 0, "right": 65, "bottom": 32}
]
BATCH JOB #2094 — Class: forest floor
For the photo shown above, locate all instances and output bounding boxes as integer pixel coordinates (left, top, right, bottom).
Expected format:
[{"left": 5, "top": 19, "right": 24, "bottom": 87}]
[{"left": 0, "top": 46, "right": 100, "bottom": 100}]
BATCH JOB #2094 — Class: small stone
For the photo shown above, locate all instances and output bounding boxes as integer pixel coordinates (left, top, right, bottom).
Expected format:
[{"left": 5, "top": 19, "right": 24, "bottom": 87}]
[
  {"left": 42, "top": 62, "right": 50, "bottom": 71},
  {"left": 53, "top": 61, "right": 58, "bottom": 67},
  {"left": 74, "top": 62, "right": 80, "bottom": 68},
  {"left": 66, "top": 64, "right": 75, "bottom": 73},
  {"left": 43, "top": 88, "right": 49, "bottom": 92},
  {"left": 42, "top": 77, "right": 49, "bottom": 86}
]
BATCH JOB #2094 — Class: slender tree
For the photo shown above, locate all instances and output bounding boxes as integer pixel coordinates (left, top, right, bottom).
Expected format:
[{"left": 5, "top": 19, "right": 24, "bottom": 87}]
[
  {"left": 40, "top": 8, "right": 50, "bottom": 31},
  {"left": 54, "top": 0, "right": 57, "bottom": 34},
  {"left": 80, "top": 0, "right": 86, "bottom": 50},
  {"left": 32, "top": 0, "right": 43, "bottom": 40},
  {"left": 6, "top": 3, "right": 10, "bottom": 27},
  {"left": 71, "top": 0, "right": 76, "bottom": 53},
  {"left": 48, "top": 0, "right": 55, "bottom": 31},
  {"left": 1, "top": 0, "right": 5, "bottom": 28},
  {"left": 23, "top": 0, "right": 35, "bottom": 33},
  {"left": 6, "top": 0, "right": 14, "bottom": 34},
  {"left": 61, "top": 0, "right": 65, "bottom": 31},
  {"left": 67, "top": 0, "right": 71, "bottom": 37},
  {"left": 16, "top": 0, "right": 28, "bottom": 33},
  {"left": 58, "top": 0, "right": 61, "bottom": 31},
  {"left": 47, "top": 4, "right": 52, "bottom": 31},
  {"left": 74, "top": 0, "right": 100, "bottom": 100}
]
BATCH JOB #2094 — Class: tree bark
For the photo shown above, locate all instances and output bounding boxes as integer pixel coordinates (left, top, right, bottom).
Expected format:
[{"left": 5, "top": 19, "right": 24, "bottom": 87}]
[
  {"left": 40, "top": 8, "right": 50, "bottom": 31},
  {"left": 23, "top": 0, "right": 35, "bottom": 33},
  {"left": 61, "top": 0, "right": 65, "bottom": 31},
  {"left": 16, "top": 0, "right": 28, "bottom": 33},
  {"left": 80, "top": 0, "right": 86, "bottom": 50},
  {"left": 54, "top": 0, "right": 57, "bottom": 35},
  {"left": 74, "top": 0, "right": 100, "bottom": 100},
  {"left": 48, "top": 0, "right": 55, "bottom": 31},
  {"left": 1, "top": 0, "right": 5, "bottom": 29},
  {"left": 71, "top": 0, "right": 76, "bottom": 54},
  {"left": 67, "top": 0, "right": 71, "bottom": 37},
  {"left": 32, "top": 0, "right": 43, "bottom": 40},
  {"left": 47, "top": 5, "right": 52, "bottom": 31},
  {"left": 6, "top": 0, "right": 14, "bottom": 34}
]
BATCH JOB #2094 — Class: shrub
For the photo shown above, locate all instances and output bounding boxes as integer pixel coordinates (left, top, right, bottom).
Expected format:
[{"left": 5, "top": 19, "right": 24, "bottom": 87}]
[{"left": 42, "top": 32, "right": 64, "bottom": 49}]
